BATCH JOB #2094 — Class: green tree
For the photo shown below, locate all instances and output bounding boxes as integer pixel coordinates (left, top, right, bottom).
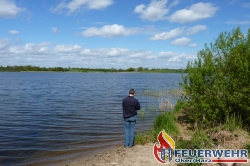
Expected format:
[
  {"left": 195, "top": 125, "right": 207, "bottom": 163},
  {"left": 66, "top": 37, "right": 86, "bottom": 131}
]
[
  {"left": 126, "top": 67, "right": 135, "bottom": 72},
  {"left": 137, "top": 67, "right": 144, "bottom": 72},
  {"left": 181, "top": 27, "right": 250, "bottom": 128}
]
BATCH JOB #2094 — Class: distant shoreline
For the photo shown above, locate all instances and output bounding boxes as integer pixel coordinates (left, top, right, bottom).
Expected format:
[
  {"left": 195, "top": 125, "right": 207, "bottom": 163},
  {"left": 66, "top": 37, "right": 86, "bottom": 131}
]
[
  {"left": 0, "top": 66, "right": 186, "bottom": 73},
  {"left": 0, "top": 71, "right": 183, "bottom": 73}
]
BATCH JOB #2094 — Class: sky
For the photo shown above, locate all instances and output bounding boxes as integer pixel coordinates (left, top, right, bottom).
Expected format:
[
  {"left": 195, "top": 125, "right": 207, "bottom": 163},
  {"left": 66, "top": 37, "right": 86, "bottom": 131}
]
[{"left": 0, "top": 0, "right": 249, "bottom": 69}]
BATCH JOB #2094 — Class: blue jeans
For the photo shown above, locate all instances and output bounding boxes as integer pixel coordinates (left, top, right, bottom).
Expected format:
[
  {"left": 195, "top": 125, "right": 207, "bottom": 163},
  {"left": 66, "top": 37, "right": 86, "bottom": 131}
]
[{"left": 124, "top": 115, "right": 137, "bottom": 148}]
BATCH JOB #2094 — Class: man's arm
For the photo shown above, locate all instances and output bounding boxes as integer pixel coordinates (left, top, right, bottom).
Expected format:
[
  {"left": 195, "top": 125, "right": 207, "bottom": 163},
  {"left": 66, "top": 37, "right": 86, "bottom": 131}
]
[{"left": 136, "top": 100, "right": 141, "bottom": 110}]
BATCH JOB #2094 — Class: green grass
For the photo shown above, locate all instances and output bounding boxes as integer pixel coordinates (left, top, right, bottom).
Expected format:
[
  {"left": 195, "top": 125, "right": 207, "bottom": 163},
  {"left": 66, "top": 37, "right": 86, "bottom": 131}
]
[
  {"left": 153, "top": 112, "right": 179, "bottom": 138},
  {"left": 137, "top": 108, "right": 146, "bottom": 119},
  {"left": 135, "top": 111, "right": 179, "bottom": 144},
  {"left": 223, "top": 113, "right": 243, "bottom": 131},
  {"left": 134, "top": 130, "right": 155, "bottom": 145}
]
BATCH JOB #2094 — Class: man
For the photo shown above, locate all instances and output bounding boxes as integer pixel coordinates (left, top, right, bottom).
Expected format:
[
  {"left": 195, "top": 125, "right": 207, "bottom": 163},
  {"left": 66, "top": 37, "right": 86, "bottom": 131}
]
[{"left": 122, "top": 88, "right": 141, "bottom": 148}]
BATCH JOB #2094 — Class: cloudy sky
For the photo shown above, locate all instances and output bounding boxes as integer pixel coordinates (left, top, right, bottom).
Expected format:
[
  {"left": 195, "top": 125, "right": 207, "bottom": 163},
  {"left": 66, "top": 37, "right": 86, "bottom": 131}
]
[{"left": 0, "top": 0, "right": 249, "bottom": 69}]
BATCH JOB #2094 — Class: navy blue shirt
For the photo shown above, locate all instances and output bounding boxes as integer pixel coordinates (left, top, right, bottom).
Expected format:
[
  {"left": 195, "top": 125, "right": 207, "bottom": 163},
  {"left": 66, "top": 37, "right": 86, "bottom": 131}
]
[{"left": 122, "top": 96, "right": 141, "bottom": 118}]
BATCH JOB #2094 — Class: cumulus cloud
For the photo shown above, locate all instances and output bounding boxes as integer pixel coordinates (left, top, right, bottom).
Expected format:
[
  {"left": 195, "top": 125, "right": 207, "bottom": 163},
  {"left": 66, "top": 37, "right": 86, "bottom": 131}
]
[
  {"left": 169, "top": 2, "right": 219, "bottom": 23},
  {"left": 187, "top": 25, "right": 206, "bottom": 35},
  {"left": 9, "top": 30, "right": 20, "bottom": 35},
  {"left": 189, "top": 43, "right": 198, "bottom": 48},
  {"left": 158, "top": 51, "right": 177, "bottom": 58},
  {"left": 171, "top": 37, "right": 191, "bottom": 46},
  {"left": 82, "top": 24, "right": 142, "bottom": 38},
  {"left": 149, "top": 27, "right": 184, "bottom": 41},
  {"left": 0, "top": 0, "right": 25, "bottom": 18},
  {"left": 0, "top": 39, "right": 191, "bottom": 68},
  {"left": 168, "top": 53, "right": 187, "bottom": 62},
  {"left": 51, "top": 0, "right": 113, "bottom": 14},
  {"left": 52, "top": 27, "right": 58, "bottom": 33},
  {"left": 134, "top": 0, "right": 169, "bottom": 21}
]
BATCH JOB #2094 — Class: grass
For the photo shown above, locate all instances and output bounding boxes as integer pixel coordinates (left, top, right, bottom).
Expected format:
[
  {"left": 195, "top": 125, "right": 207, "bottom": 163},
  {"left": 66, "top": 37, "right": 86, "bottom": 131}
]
[
  {"left": 135, "top": 111, "right": 179, "bottom": 144},
  {"left": 137, "top": 108, "right": 146, "bottom": 119},
  {"left": 134, "top": 130, "right": 155, "bottom": 145},
  {"left": 223, "top": 113, "right": 243, "bottom": 131},
  {"left": 135, "top": 89, "right": 183, "bottom": 144},
  {"left": 140, "top": 88, "right": 185, "bottom": 98},
  {"left": 135, "top": 87, "right": 250, "bottom": 166},
  {"left": 153, "top": 112, "right": 179, "bottom": 137},
  {"left": 135, "top": 92, "right": 250, "bottom": 166}
]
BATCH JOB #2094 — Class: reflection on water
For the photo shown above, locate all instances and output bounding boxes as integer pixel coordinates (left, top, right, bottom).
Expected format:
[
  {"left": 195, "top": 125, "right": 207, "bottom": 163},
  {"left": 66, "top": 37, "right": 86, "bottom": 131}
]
[{"left": 0, "top": 72, "right": 182, "bottom": 166}]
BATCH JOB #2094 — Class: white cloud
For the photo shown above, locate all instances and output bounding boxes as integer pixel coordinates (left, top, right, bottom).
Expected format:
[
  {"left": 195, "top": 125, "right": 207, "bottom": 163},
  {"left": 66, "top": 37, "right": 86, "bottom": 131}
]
[
  {"left": 168, "top": 53, "right": 187, "bottom": 62},
  {"left": 82, "top": 24, "right": 142, "bottom": 38},
  {"left": 169, "top": 2, "right": 219, "bottom": 23},
  {"left": 52, "top": 27, "right": 58, "bottom": 33},
  {"left": 0, "top": 40, "right": 190, "bottom": 69},
  {"left": 0, "top": 39, "right": 9, "bottom": 50},
  {"left": 171, "top": 37, "right": 191, "bottom": 46},
  {"left": 51, "top": 0, "right": 113, "bottom": 14},
  {"left": 9, "top": 30, "right": 20, "bottom": 35},
  {"left": 149, "top": 27, "right": 184, "bottom": 41},
  {"left": 189, "top": 43, "right": 198, "bottom": 48},
  {"left": 187, "top": 25, "right": 206, "bottom": 35},
  {"left": 158, "top": 51, "right": 177, "bottom": 58},
  {"left": 0, "top": 0, "right": 25, "bottom": 18},
  {"left": 54, "top": 45, "right": 82, "bottom": 53},
  {"left": 134, "top": 0, "right": 169, "bottom": 21}
]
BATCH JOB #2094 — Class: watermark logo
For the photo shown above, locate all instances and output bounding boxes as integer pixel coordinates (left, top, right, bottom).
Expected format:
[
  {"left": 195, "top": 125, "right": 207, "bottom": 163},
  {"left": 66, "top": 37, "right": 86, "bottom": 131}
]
[
  {"left": 153, "top": 130, "right": 249, "bottom": 164},
  {"left": 153, "top": 130, "right": 175, "bottom": 164}
]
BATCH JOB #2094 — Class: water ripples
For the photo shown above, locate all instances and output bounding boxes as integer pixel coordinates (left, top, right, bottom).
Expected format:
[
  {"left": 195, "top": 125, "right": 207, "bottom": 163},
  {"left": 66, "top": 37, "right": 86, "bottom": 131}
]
[{"left": 0, "top": 72, "right": 182, "bottom": 166}]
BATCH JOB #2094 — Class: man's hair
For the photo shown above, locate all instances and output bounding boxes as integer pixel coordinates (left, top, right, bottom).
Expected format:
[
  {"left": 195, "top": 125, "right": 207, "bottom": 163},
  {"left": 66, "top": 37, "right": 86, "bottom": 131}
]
[{"left": 129, "top": 88, "right": 135, "bottom": 95}]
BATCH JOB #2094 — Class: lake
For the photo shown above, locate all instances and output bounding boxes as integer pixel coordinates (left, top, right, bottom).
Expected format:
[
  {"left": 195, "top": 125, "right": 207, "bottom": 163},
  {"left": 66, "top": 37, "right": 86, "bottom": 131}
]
[{"left": 0, "top": 72, "right": 183, "bottom": 166}]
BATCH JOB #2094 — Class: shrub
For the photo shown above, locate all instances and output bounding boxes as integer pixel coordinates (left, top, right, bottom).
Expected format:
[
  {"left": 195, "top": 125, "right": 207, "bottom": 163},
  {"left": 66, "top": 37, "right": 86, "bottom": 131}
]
[{"left": 181, "top": 27, "right": 250, "bottom": 128}]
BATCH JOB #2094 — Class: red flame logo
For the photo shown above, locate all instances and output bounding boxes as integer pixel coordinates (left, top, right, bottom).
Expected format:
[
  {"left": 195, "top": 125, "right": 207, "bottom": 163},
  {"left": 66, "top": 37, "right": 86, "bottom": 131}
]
[{"left": 153, "top": 130, "right": 175, "bottom": 164}]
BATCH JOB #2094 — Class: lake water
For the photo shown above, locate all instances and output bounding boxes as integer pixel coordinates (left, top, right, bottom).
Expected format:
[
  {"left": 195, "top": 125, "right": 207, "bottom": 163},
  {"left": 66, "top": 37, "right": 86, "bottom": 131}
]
[{"left": 0, "top": 72, "right": 183, "bottom": 166}]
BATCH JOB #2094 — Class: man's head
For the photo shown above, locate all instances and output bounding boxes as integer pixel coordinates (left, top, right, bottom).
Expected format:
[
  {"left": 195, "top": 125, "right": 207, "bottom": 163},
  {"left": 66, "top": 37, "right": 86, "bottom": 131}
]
[{"left": 129, "top": 88, "right": 135, "bottom": 96}]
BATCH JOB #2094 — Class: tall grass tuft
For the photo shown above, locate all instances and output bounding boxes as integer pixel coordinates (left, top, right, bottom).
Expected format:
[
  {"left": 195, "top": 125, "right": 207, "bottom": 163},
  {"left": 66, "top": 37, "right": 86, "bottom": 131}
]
[
  {"left": 223, "top": 113, "right": 243, "bottom": 131},
  {"left": 153, "top": 112, "right": 179, "bottom": 138},
  {"left": 158, "top": 97, "right": 174, "bottom": 111}
]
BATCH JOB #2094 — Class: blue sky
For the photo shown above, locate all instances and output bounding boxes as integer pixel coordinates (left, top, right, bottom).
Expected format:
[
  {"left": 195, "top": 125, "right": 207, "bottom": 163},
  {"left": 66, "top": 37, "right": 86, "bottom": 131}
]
[{"left": 0, "top": 0, "right": 249, "bottom": 69}]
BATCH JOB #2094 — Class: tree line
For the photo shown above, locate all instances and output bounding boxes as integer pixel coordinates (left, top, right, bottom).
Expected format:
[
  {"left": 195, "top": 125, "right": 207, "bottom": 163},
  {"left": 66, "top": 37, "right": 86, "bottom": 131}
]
[{"left": 0, "top": 65, "right": 186, "bottom": 73}]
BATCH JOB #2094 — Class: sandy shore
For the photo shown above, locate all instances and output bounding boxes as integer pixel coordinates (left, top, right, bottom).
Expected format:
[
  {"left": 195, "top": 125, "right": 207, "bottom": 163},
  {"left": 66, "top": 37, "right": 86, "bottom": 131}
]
[
  {"left": 60, "top": 143, "right": 249, "bottom": 166},
  {"left": 62, "top": 143, "right": 176, "bottom": 166},
  {"left": 60, "top": 123, "right": 250, "bottom": 166}
]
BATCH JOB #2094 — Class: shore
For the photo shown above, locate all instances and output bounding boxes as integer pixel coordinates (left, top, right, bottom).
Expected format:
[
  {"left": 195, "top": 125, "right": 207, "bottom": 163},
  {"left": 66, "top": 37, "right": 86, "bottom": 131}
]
[
  {"left": 59, "top": 142, "right": 249, "bottom": 166},
  {"left": 60, "top": 121, "right": 250, "bottom": 166},
  {"left": 61, "top": 143, "right": 176, "bottom": 166}
]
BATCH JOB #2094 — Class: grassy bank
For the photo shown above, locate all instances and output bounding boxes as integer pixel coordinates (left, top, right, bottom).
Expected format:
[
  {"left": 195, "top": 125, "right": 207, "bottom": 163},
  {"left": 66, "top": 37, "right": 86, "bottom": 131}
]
[{"left": 135, "top": 90, "right": 250, "bottom": 165}]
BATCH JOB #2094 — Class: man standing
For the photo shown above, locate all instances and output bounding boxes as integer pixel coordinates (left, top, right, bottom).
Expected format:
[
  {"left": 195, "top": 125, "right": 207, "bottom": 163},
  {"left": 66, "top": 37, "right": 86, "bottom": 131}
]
[{"left": 122, "top": 88, "right": 141, "bottom": 148}]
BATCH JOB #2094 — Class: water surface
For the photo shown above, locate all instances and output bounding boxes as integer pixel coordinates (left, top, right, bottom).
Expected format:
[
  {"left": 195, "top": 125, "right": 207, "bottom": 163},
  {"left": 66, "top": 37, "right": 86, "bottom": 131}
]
[{"left": 0, "top": 72, "right": 182, "bottom": 166}]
